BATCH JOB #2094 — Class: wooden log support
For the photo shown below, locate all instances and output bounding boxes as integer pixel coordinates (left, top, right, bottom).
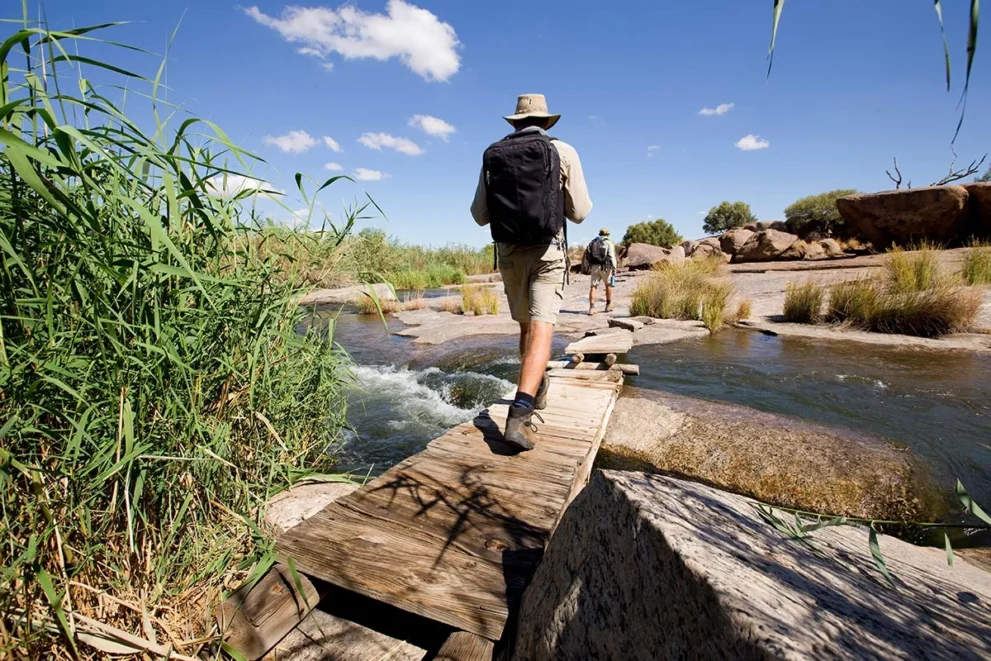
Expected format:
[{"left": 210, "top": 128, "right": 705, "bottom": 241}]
[
  {"left": 435, "top": 631, "right": 495, "bottom": 661},
  {"left": 218, "top": 562, "right": 325, "bottom": 661},
  {"left": 569, "top": 352, "right": 585, "bottom": 365},
  {"left": 603, "top": 353, "right": 617, "bottom": 368},
  {"left": 546, "top": 360, "right": 639, "bottom": 376}
]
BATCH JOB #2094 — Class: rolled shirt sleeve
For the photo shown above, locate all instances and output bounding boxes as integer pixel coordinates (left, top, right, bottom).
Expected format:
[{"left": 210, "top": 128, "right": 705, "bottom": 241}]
[
  {"left": 470, "top": 166, "right": 489, "bottom": 227},
  {"left": 553, "top": 140, "right": 592, "bottom": 224}
]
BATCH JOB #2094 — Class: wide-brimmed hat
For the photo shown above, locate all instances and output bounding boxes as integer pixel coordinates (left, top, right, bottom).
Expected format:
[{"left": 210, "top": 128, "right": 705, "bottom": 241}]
[
  {"left": 503, "top": 94, "right": 561, "bottom": 129},
  {"left": 599, "top": 228, "right": 610, "bottom": 236}
]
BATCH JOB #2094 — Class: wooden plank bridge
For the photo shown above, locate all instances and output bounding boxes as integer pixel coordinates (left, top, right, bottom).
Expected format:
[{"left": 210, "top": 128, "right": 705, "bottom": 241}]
[{"left": 224, "top": 332, "right": 635, "bottom": 659}]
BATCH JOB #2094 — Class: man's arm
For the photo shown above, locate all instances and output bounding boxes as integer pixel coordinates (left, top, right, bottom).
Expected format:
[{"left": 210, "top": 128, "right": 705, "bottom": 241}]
[
  {"left": 608, "top": 241, "right": 618, "bottom": 268},
  {"left": 556, "top": 141, "right": 592, "bottom": 223},
  {"left": 470, "top": 167, "right": 489, "bottom": 227}
]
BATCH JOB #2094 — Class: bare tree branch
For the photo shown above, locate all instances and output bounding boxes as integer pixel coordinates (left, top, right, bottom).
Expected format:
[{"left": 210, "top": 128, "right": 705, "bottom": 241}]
[
  {"left": 932, "top": 152, "right": 988, "bottom": 186},
  {"left": 886, "top": 157, "right": 903, "bottom": 190}
]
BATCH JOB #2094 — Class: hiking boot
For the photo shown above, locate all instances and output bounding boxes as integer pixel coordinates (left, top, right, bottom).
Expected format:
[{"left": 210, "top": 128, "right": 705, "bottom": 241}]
[
  {"left": 504, "top": 404, "right": 540, "bottom": 452},
  {"left": 534, "top": 374, "right": 550, "bottom": 410},
  {"left": 605, "top": 300, "right": 616, "bottom": 313}
]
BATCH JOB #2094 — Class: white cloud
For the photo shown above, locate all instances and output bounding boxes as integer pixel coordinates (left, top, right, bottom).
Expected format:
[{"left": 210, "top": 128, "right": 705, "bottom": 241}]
[
  {"left": 243, "top": 0, "right": 461, "bottom": 82},
  {"left": 205, "top": 174, "right": 283, "bottom": 198},
  {"left": 358, "top": 132, "right": 424, "bottom": 156},
  {"left": 699, "top": 102, "right": 735, "bottom": 117},
  {"left": 323, "top": 136, "right": 343, "bottom": 152},
  {"left": 264, "top": 130, "right": 318, "bottom": 154},
  {"left": 735, "top": 134, "right": 770, "bottom": 151},
  {"left": 324, "top": 162, "right": 344, "bottom": 171},
  {"left": 647, "top": 145, "right": 659, "bottom": 157},
  {"left": 354, "top": 168, "right": 389, "bottom": 181},
  {"left": 408, "top": 114, "right": 456, "bottom": 141},
  {"left": 696, "top": 210, "right": 706, "bottom": 215}
]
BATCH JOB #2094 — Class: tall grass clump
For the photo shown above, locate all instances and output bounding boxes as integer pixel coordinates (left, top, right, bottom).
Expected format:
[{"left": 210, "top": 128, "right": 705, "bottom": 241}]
[
  {"left": 783, "top": 281, "right": 826, "bottom": 323},
  {"left": 886, "top": 244, "right": 953, "bottom": 293},
  {"left": 459, "top": 285, "right": 500, "bottom": 315},
  {"left": 631, "top": 261, "right": 732, "bottom": 332},
  {"left": 826, "top": 279, "right": 880, "bottom": 324},
  {"left": 0, "top": 22, "right": 351, "bottom": 657},
  {"left": 961, "top": 241, "right": 991, "bottom": 285}
]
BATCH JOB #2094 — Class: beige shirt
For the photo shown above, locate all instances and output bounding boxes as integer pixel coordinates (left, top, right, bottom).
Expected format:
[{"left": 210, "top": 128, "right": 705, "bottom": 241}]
[{"left": 470, "top": 130, "right": 593, "bottom": 230}]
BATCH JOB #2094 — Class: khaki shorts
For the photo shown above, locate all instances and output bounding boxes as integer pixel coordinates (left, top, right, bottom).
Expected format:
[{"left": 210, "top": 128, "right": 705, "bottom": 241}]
[
  {"left": 497, "top": 243, "right": 566, "bottom": 324},
  {"left": 589, "top": 264, "right": 613, "bottom": 287}
]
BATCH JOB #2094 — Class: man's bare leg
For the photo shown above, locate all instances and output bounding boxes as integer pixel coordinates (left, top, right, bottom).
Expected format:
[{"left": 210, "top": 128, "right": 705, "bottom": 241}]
[
  {"left": 605, "top": 281, "right": 614, "bottom": 312},
  {"left": 588, "top": 284, "right": 598, "bottom": 314},
  {"left": 517, "top": 320, "right": 553, "bottom": 396}
]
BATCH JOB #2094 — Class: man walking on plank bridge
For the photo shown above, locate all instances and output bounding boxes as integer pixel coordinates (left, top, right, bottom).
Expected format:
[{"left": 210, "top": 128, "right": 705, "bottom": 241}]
[{"left": 471, "top": 93, "right": 593, "bottom": 451}]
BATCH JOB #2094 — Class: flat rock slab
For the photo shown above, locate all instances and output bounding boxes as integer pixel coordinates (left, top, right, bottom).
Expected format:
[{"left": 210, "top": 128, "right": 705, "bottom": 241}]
[
  {"left": 515, "top": 470, "right": 991, "bottom": 660},
  {"left": 299, "top": 283, "right": 396, "bottom": 306},
  {"left": 607, "top": 317, "right": 645, "bottom": 332},
  {"left": 631, "top": 320, "right": 708, "bottom": 346}
]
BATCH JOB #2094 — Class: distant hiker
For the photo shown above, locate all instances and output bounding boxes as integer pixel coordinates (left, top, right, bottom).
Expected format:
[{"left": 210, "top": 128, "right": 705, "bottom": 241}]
[
  {"left": 470, "top": 93, "right": 593, "bottom": 451},
  {"left": 583, "top": 228, "right": 617, "bottom": 315}
]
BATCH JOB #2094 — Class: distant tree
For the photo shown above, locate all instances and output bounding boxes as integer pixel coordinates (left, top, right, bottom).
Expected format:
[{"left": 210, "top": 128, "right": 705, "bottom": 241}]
[
  {"left": 978, "top": 166, "right": 991, "bottom": 182},
  {"left": 784, "top": 189, "right": 858, "bottom": 238},
  {"left": 622, "top": 219, "right": 683, "bottom": 248},
  {"left": 702, "top": 201, "right": 757, "bottom": 235}
]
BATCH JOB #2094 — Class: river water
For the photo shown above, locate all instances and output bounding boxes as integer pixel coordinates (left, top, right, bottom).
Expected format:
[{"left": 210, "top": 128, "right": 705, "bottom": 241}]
[{"left": 314, "top": 309, "right": 991, "bottom": 516}]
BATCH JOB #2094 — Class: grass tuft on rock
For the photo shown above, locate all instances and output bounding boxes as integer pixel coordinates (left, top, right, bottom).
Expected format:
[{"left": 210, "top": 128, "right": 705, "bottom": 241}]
[
  {"left": 961, "top": 241, "right": 991, "bottom": 285},
  {"left": 783, "top": 281, "right": 826, "bottom": 323},
  {"left": 459, "top": 285, "right": 500, "bottom": 315},
  {"left": 631, "top": 262, "right": 732, "bottom": 332}
]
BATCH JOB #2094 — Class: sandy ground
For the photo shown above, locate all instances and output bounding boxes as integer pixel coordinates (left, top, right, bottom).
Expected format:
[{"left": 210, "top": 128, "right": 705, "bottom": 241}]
[{"left": 336, "top": 248, "right": 991, "bottom": 353}]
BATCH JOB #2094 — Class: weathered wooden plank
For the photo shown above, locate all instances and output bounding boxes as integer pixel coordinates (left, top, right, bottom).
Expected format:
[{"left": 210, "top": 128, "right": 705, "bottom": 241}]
[
  {"left": 276, "top": 370, "right": 624, "bottom": 642},
  {"left": 218, "top": 562, "right": 324, "bottom": 660},
  {"left": 564, "top": 332, "right": 633, "bottom": 355},
  {"left": 435, "top": 631, "right": 495, "bottom": 661}
]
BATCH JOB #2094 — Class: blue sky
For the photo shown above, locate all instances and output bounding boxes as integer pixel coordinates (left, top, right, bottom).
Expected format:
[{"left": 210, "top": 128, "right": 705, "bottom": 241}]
[{"left": 21, "top": 0, "right": 991, "bottom": 247}]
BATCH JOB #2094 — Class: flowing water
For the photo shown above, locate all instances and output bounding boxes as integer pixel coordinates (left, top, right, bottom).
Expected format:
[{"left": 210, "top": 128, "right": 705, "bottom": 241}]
[{"left": 314, "top": 310, "right": 991, "bottom": 516}]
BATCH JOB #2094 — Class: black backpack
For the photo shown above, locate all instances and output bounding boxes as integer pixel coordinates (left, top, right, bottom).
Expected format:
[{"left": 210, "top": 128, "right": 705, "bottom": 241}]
[
  {"left": 482, "top": 130, "right": 565, "bottom": 245},
  {"left": 586, "top": 238, "right": 610, "bottom": 265}
]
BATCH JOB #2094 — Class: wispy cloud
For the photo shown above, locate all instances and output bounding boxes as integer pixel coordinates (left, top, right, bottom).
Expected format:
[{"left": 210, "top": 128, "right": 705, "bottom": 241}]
[
  {"left": 699, "top": 102, "right": 735, "bottom": 117},
  {"left": 264, "top": 130, "right": 318, "bottom": 154},
  {"left": 647, "top": 145, "right": 660, "bottom": 157},
  {"left": 243, "top": 0, "right": 461, "bottom": 82},
  {"left": 324, "top": 162, "right": 343, "bottom": 171},
  {"left": 323, "top": 136, "right": 343, "bottom": 152},
  {"left": 205, "top": 174, "right": 283, "bottom": 198},
  {"left": 354, "top": 168, "right": 389, "bottom": 181},
  {"left": 735, "top": 134, "right": 770, "bottom": 151},
  {"left": 408, "top": 114, "right": 456, "bottom": 141},
  {"left": 358, "top": 132, "right": 424, "bottom": 156}
]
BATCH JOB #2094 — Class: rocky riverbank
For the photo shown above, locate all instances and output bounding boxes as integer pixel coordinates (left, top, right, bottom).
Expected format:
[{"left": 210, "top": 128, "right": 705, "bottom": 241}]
[{"left": 600, "top": 387, "right": 944, "bottom": 521}]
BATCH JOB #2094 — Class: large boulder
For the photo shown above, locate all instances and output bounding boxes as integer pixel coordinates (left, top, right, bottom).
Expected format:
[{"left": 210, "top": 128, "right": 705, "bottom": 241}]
[
  {"left": 733, "top": 229, "right": 800, "bottom": 263},
  {"left": 689, "top": 237, "right": 730, "bottom": 262},
  {"left": 599, "top": 388, "right": 943, "bottom": 520},
  {"left": 666, "top": 244, "right": 686, "bottom": 266},
  {"left": 718, "top": 228, "right": 754, "bottom": 255},
  {"left": 963, "top": 182, "right": 991, "bottom": 237},
  {"left": 621, "top": 242, "right": 670, "bottom": 269},
  {"left": 514, "top": 470, "right": 991, "bottom": 661},
  {"left": 680, "top": 239, "right": 699, "bottom": 257},
  {"left": 756, "top": 220, "right": 788, "bottom": 232},
  {"left": 778, "top": 239, "right": 822, "bottom": 261},
  {"left": 835, "top": 186, "right": 970, "bottom": 247}
]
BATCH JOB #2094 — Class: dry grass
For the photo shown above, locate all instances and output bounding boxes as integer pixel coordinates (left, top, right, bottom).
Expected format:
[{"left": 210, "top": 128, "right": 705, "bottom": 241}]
[
  {"left": 402, "top": 294, "right": 427, "bottom": 311},
  {"left": 962, "top": 241, "right": 991, "bottom": 286},
  {"left": 827, "top": 279, "right": 880, "bottom": 324},
  {"left": 459, "top": 285, "right": 499, "bottom": 315},
  {"left": 355, "top": 295, "right": 400, "bottom": 315},
  {"left": 886, "top": 244, "right": 957, "bottom": 293},
  {"left": 438, "top": 295, "right": 463, "bottom": 314},
  {"left": 631, "top": 261, "right": 732, "bottom": 332},
  {"left": 783, "top": 280, "right": 825, "bottom": 323},
  {"left": 733, "top": 298, "right": 753, "bottom": 322}
]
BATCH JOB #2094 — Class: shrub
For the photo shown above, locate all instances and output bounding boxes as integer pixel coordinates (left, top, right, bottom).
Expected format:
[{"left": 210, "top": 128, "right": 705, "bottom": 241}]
[
  {"left": 827, "top": 279, "right": 880, "bottom": 324},
  {"left": 962, "top": 242, "right": 991, "bottom": 285},
  {"left": 355, "top": 295, "right": 400, "bottom": 315},
  {"left": 402, "top": 294, "right": 427, "bottom": 311},
  {"left": 783, "top": 281, "right": 826, "bottom": 323},
  {"left": 783, "top": 189, "right": 858, "bottom": 238},
  {"left": 630, "top": 262, "right": 732, "bottom": 332},
  {"left": 622, "top": 218, "right": 684, "bottom": 248},
  {"left": 886, "top": 245, "right": 954, "bottom": 293},
  {"left": 438, "top": 295, "right": 463, "bottom": 314},
  {"left": 733, "top": 299, "right": 753, "bottom": 321},
  {"left": 459, "top": 285, "right": 499, "bottom": 315},
  {"left": 867, "top": 289, "right": 981, "bottom": 338},
  {"left": 702, "top": 201, "right": 757, "bottom": 235}
]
